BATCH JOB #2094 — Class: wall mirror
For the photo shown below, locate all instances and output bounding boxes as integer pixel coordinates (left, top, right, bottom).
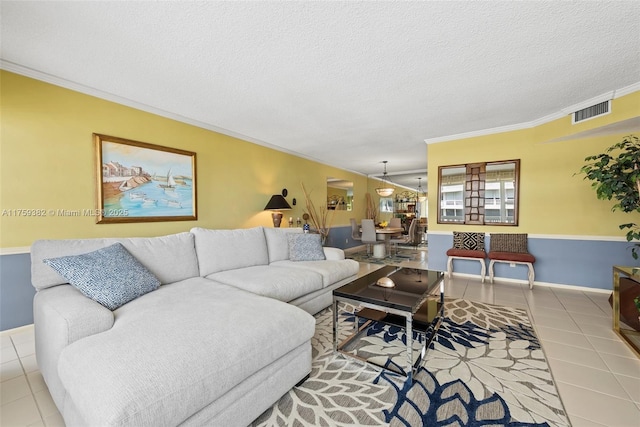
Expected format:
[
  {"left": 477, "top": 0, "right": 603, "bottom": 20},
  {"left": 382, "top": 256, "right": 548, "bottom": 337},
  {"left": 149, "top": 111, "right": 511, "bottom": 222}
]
[
  {"left": 437, "top": 159, "right": 519, "bottom": 225},
  {"left": 327, "top": 177, "right": 353, "bottom": 211}
]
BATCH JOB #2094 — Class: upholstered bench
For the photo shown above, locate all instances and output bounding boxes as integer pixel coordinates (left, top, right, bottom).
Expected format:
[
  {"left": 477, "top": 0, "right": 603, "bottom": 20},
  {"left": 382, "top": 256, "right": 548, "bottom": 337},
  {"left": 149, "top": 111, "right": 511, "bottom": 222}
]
[
  {"left": 487, "top": 233, "right": 536, "bottom": 289},
  {"left": 446, "top": 232, "right": 487, "bottom": 283}
]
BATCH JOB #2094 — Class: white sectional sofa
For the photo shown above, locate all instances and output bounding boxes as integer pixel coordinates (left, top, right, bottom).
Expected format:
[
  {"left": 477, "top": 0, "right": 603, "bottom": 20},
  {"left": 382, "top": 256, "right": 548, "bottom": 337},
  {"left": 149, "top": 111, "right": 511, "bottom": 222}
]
[{"left": 30, "top": 226, "right": 359, "bottom": 426}]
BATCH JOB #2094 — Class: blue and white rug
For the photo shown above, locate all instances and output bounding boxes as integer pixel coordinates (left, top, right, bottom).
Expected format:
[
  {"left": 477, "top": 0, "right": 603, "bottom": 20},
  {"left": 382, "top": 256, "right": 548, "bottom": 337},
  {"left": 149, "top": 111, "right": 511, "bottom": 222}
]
[
  {"left": 347, "top": 248, "right": 421, "bottom": 267},
  {"left": 252, "top": 299, "right": 570, "bottom": 427}
]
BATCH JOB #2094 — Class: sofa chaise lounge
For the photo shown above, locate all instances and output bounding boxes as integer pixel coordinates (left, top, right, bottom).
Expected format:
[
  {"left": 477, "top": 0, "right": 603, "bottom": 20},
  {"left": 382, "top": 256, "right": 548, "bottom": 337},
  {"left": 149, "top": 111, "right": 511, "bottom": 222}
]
[{"left": 30, "top": 226, "right": 360, "bottom": 426}]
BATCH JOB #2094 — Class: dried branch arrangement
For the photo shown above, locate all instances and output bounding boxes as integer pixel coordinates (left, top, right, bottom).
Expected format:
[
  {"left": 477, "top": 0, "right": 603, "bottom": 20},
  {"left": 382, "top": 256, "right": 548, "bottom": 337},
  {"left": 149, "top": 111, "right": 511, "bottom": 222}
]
[
  {"left": 365, "top": 192, "right": 378, "bottom": 224},
  {"left": 301, "top": 182, "right": 336, "bottom": 244}
]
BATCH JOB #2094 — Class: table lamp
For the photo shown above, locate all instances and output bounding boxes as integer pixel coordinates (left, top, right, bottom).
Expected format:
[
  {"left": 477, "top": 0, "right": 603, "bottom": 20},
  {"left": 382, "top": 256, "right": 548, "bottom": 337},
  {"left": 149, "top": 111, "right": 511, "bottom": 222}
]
[{"left": 264, "top": 194, "right": 292, "bottom": 227}]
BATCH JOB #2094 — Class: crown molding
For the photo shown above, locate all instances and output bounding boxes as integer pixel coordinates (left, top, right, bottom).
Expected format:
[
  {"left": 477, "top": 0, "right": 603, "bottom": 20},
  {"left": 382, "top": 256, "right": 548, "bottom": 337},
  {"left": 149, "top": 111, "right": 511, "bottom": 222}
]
[
  {"left": 560, "top": 90, "right": 615, "bottom": 115},
  {"left": 425, "top": 81, "right": 640, "bottom": 145},
  {"left": 615, "top": 81, "right": 640, "bottom": 98},
  {"left": 3, "top": 60, "right": 637, "bottom": 174},
  {"left": 0, "top": 60, "right": 370, "bottom": 179},
  {"left": 423, "top": 122, "right": 536, "bottom": 145}
]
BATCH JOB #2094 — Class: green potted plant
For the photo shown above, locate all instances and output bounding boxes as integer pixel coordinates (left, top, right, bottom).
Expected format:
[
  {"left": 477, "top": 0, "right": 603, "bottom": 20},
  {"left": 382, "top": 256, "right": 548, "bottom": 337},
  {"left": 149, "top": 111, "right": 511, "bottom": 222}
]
[{"left": 579, "top": 134, "right": 640, "bottom": 259}]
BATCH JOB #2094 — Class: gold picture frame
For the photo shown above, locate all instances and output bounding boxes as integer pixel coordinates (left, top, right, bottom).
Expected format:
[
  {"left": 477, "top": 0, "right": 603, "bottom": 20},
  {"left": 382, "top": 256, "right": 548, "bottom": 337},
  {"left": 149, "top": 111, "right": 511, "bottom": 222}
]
[{"left": 95, "top": 134, "right": 197, "bottom": 223}]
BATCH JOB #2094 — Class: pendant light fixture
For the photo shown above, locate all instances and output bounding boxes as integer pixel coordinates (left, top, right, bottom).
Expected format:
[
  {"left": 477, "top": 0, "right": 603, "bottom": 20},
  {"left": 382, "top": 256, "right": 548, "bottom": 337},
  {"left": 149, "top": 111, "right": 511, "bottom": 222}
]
[
  {"left": 375, "top": 161, "right": 395, "bottom": 197},
  {"left": 416, "top": 177, "right": 427, "bottom": 201}
]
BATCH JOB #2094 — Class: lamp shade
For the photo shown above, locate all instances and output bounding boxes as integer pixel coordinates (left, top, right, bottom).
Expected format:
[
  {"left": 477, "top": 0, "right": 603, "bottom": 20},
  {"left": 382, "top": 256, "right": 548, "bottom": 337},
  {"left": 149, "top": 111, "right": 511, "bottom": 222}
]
[
  {"left": 376, "top": 188, "right": 394, "bottom": 197},
  {"left": 375, "top": 160, "right": 395, "bottom": 197},
  {"left": 264, "top": 194, "right": 292, "bottom": 211}
]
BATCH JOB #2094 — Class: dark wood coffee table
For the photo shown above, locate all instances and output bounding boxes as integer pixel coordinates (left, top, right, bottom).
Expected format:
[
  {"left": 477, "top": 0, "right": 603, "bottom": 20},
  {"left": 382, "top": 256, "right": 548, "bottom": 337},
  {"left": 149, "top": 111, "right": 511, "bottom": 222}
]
[{"left": 332, "top": 265, "right": 444, "bottom": 383}]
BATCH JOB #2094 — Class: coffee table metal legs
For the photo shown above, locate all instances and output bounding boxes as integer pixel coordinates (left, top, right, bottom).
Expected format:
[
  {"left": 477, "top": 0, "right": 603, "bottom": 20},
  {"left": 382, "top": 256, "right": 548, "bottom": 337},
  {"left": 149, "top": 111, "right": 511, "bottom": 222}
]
[
  {"left": 405, "top": 314, "right": 413, "bottom": 383},
  {"left": 332, "top": 298, "right": 339, "bottom": 353},
  {"left": 333, "top": 296, "right": 423, "bottom": 383}
]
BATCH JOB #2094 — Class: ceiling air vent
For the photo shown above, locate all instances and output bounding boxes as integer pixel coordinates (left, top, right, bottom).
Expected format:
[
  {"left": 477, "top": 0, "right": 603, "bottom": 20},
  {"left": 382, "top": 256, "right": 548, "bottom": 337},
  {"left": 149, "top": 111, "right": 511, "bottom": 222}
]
[{"left": 572, "top": 100, "right": 610, "bottom": 124}]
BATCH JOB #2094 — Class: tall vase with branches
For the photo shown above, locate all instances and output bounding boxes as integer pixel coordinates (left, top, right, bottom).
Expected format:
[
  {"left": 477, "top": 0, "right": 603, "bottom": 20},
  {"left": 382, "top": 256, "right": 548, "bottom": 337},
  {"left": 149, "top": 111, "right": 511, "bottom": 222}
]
[
  {"left": 365, "top": 192, "right": 378, "bottom": 224},
  {"left": 579, "top": 134, "right": 640, "bottom": 259},
  {"left": 301, "top": 182, "right": 335, "bottom": 245}
]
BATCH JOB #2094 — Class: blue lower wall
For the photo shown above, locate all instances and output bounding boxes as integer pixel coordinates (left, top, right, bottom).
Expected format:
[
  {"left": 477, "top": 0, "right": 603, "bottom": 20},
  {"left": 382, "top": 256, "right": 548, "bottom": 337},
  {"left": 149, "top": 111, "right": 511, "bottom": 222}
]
[
  {"left": 0, "top": 225, "right": 359, "bottom": 332},
  {"left": 1, "top": 253, "right": 35, "bottom": 331},
  {"left": 324, "top": 225, "right": 361, "bottom": 250},
  {"left": 428, "top": 232, "right": 639, "bottom": 290},
  {"left": 4, "top": 229, "right": 633, "bottom": 331}
]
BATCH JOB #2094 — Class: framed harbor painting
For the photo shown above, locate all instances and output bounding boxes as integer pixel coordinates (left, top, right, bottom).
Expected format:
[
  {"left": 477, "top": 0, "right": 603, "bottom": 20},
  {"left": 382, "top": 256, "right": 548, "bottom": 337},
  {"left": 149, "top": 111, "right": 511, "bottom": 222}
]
[{"left": 94, "top": 134, "right": 197, "bottom": 223}]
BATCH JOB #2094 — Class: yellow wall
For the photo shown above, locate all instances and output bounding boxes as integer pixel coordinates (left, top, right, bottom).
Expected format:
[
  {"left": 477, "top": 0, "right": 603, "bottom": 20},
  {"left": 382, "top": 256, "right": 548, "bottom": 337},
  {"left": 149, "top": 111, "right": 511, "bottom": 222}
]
[
  {"left": 0, "top": 71, "right": 369, "bottom": 248},
  {"left": 428, "top": 91, "right": 640, "bottom": 236}
]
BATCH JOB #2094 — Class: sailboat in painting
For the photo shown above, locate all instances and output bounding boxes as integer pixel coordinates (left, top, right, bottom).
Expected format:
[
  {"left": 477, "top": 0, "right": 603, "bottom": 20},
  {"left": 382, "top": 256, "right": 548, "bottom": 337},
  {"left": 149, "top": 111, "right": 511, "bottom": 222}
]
[{"left": 159, "top": 168, "right": 177, "bottom": 193}]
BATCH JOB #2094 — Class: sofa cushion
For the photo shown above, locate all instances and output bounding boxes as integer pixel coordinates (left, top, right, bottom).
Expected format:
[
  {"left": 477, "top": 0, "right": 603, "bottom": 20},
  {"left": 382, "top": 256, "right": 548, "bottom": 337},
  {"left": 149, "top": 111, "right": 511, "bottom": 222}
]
[
  {"left": 264, "top": 227, "right": 303, "bottom": 263},
  {"left": 271, "top": 259, "right": 359, "bottom": 287},
  {"left": 32, "top": 232, "right": 199, "bottom": 291},
  {"left": 191, "top": 227, "right": 269, "bottom": 276},
  {"left": 43, "top": 243, "right": 160, "bottom": 310},
  {"left": 57, "top": 277, "right": 315, "bottom": 427},
  {"left": 323, "top": 247, "right": 346, "bottom": 260},
  {"left": 206, "top": 265, "right": 323, "bottom": 302},
  {"left": 288, "top": 233, "right": 326, "bottom": 261}
]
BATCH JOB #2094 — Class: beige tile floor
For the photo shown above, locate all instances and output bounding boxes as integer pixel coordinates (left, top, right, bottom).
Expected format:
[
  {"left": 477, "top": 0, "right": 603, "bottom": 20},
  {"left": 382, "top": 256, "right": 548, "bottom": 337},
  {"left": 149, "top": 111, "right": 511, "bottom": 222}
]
[{"left": 2, "top": 251, "right": 639, "bottom": 426}]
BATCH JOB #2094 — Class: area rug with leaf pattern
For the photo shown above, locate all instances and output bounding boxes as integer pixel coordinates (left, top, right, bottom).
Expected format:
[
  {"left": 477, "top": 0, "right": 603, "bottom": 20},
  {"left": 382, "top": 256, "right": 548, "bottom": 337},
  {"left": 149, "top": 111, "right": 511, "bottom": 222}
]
[
  {"left": 346, "top": 248, "right": 421, "bottom": 267},
  {"left": 252, "top": 299, "right": 570, "bottom": 427}
]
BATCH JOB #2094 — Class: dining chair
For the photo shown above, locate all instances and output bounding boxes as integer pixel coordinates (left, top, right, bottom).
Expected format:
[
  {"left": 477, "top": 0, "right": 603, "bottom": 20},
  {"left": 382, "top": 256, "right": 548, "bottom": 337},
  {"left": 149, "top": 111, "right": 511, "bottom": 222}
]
[
  {"left": 389, "top": 218, "right": 417, "bottom": 256},
  {"left": 389, "top": 217, "right": 401, "bottom": 229},
  {"left": 360, "top": 219, "right": 378, "bottom": 255},
  {"left": 350, "top": 218, "right": 362, "bottom": 242},
  {"left": 407, "top": 218, "right": 420, "bottom": 247},
  {"left": 388, "top": 217, "right": 403, "bottom": 238}
]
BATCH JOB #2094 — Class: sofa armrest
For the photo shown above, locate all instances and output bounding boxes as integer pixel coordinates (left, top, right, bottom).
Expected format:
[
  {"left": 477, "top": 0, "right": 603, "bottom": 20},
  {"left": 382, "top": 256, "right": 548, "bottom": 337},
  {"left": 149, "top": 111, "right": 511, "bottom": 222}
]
[
  {"left": 33, "top": 285, "right": 114, "bottom": 408},
  {"left": 323, "top": 247, "right": 345, "bottom": 260}
]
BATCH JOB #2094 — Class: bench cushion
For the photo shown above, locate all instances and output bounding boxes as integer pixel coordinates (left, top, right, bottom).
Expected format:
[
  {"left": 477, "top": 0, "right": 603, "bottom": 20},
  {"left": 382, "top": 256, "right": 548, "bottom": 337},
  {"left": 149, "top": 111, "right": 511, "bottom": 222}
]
[
  {"left": 453, "top": 231, "right": 485, "bottom": 251},
  {"left": 446, "top": 249, "right": 486, "bottom": 259},
  {"left": 489, "top": 233, "right": 529, "bottom": 253},
  {"left": 488, "top": 251, "right": 535, "bottom": 263}
]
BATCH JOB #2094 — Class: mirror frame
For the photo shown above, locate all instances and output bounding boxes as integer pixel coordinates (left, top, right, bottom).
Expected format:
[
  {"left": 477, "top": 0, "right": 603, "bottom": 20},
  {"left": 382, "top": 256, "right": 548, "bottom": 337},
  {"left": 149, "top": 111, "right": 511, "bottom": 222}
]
[
  {"left": 437, "top": 159, "right": 520, "bottom": 226},
  {"left": 326, "top": 177, "right": 353, "bottom": 211}
]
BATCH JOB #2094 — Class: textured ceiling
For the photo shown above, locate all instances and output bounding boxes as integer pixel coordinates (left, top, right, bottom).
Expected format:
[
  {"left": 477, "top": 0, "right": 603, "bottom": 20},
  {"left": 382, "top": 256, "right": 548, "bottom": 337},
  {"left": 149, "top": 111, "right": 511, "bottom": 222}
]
[{"left": 2, "top": 1, "right": 639, "bottom": 189}]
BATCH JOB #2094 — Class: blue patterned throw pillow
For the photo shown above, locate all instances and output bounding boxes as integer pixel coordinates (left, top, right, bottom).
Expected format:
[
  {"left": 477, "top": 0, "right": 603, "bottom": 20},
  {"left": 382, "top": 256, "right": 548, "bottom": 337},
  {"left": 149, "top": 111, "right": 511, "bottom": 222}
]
[
  {"left": 43, "top": 243, "right": 160, "bottom": 310},
  {"left": 287, "top": 233, "right": 326, "bottom": 261}
]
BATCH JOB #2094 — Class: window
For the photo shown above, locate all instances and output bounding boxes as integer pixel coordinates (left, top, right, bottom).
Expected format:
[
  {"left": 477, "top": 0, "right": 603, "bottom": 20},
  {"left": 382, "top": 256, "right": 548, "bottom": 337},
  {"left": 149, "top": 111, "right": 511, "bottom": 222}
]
[{"left": 437, "top": 160, "right": 519, "bottom": 225}]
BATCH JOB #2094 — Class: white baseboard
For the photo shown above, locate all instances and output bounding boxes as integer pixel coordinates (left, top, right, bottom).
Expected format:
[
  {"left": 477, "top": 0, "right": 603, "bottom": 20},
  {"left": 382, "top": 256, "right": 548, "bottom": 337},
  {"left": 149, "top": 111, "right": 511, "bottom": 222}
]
[
  {"left": 0, "top": 323, "right": 34, "bottom": 337},
  {"left": 449, "top": 272, "right": 611, "bottom": 294},
  {"left": 344, "top": 245, "right": 367, "bottom": 254}
]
